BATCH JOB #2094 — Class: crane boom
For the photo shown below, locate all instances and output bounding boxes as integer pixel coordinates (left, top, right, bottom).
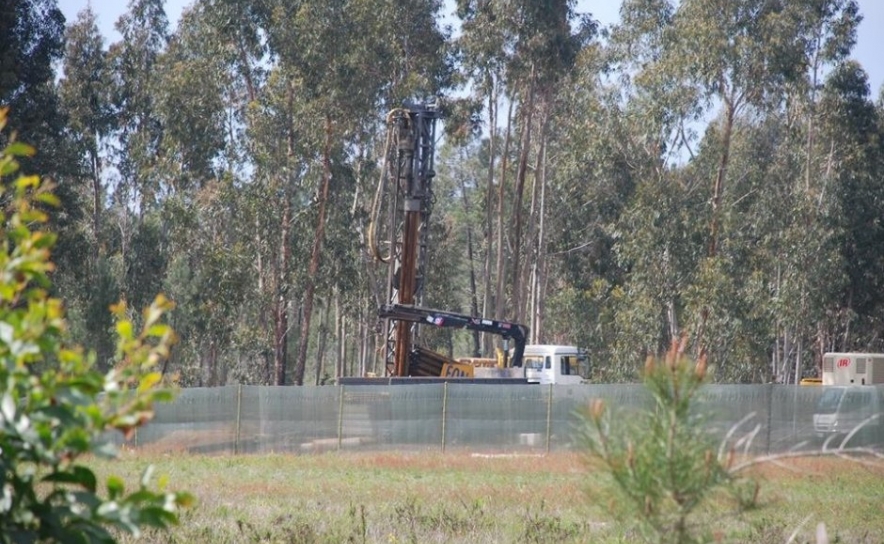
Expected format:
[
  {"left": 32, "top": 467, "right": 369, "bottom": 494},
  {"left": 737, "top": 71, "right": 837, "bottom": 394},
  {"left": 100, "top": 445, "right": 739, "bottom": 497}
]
[{"left": 379, "top": 304, "right": 528, "bottom": 372}]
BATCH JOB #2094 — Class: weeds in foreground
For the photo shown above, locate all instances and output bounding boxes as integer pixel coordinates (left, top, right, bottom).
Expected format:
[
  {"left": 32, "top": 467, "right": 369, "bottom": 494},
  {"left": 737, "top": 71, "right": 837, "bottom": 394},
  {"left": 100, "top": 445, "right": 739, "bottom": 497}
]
[
  {"left": 234, "top": 504, "right": 367, "bottom": 544},
  {"left": 519, "top": 500, "right": 585, "bottom": 543},
  {"left": 104, "top": 449, "right": 883, "bottom": 544}
]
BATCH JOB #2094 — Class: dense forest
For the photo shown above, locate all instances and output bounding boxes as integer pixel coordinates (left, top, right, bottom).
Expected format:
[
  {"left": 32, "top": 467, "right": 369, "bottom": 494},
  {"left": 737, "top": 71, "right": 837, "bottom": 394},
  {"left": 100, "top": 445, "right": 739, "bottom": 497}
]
[{"left": 2, "top": 0, "right": 882, "bottom": 385}]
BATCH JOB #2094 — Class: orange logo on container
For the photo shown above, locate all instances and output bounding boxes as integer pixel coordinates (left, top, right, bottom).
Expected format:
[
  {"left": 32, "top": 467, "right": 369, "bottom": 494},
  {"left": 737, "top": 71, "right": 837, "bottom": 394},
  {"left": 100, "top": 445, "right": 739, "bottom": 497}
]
[{"left": 837, "top": 358, "right": 851, "bottom": 368}]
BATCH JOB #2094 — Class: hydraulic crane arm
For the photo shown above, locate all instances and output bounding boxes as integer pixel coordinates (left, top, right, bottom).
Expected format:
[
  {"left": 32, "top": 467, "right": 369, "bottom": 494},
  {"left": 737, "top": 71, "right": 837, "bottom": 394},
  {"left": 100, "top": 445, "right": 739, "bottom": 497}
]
[{"left": 378, "top": 304, "right": 528, "bottom": 369}]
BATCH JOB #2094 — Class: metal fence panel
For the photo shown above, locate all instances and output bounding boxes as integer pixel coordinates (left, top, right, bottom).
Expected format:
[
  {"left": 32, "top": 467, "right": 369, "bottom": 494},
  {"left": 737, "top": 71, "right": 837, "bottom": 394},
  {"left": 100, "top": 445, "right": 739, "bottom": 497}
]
[
  {"left": 238, "top": 386, "right": 340, "bottom": 454},
  {"left": 339, "top": 384, "right": 445, "bottom": 451},
  {"left": 119, "top": 384, "right": 883, "bottom": 455},
  {"left": 442, "top": 384, "right": 548, "bottom": 452},
  {"left": 136, "top": 386, "right": 239, "bottom": 454}
]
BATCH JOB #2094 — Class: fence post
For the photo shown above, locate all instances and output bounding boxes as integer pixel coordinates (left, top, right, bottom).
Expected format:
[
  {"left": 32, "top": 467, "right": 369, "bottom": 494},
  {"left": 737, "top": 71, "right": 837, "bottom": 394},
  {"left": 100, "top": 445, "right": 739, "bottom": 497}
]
[
  {"left": 441, "top": 382, "right": 449, "bottom": 453},
  {"left": 235, "top": 384, "right": 242, "bottom": 455},
  {"left": 765, "top": 384, "right": 773, "bottom": 455},
  {"left": 337, "top": 384, "right": 345, "bottom": 450},
  {"left": 545, "top": 384, "right": 554, "bottom": 454}
]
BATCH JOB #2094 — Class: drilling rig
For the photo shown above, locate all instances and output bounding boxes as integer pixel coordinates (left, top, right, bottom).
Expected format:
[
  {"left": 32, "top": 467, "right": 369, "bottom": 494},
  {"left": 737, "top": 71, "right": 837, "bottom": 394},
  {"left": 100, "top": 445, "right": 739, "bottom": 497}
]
[{"left": 368, "top": 102, "right": 528, "bottom": 378}]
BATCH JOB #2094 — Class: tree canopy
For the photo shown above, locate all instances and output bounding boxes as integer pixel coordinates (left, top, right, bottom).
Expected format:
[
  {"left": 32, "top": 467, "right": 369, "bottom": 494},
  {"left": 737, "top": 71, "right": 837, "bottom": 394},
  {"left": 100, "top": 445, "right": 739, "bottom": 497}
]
[{"left": 4, "top": 0, "right": 881, "bottom": 384}]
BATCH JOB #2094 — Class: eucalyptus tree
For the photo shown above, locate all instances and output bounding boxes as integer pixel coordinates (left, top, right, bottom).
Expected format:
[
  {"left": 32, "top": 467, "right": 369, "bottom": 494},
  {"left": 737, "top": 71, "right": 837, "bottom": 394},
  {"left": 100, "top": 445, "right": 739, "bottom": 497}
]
[
  {"left": 539, "top": 63, "right": 635, "bottom": 374},
  {"left": 160, "top": 181, "right": 257, "bottom": 386},
  {"left": 58, "top": 6, "right": 118, "bottom": 368},
  {"left": 90, "top": 0, "right": 172, "bottom": 352},
  {"left": 0, "top": 0, "right": 83, "bottom": 273},
  {"left": 162, "top": 0, "right": 276, "bottom": 383},
  {"left": 455, "top": 0, "right": 510, "bottom": 342},
  {"left": 0, "top": 0, "right": 66, "bottom": 174},
  {"left": 60, "top": 6, "right": 113, "bottom": 252},
  {"left": 242, "top": 65, "right": 313, "bottom": 385},
  {"left": 141, "top": 2, "right": 263, "bottom": 385},
  {"left": 154, "top": 4, "right": 229, "bottom": 191},
  {"left": 108, "top": 0, "right": 170, "bottom": 213},
  {"left": 817, "top": 62, "right": 884, "bottom": 352},
  {"left": 605, "top": 0, "right": 831, "bottom": 374},
  {"left": 760, "top": 0, "right": 862, "bottom": 381},
  {"left": 657, "top": 1, "right": 809, "bottom": 360},
  {"left": 509, "top": 0, "right": 595, "bottom": 327},
  {"left": 455, "top": 0, "right": 592, "bottom": 329},
  {"left": 582, "top": 0, "right": 698, "bottom": 373},
  {"left": 432, "top": 139, "right": 490, "bottom": 355},
  {"left": 798, "top": 0, "right": 861, "bottom": 192}
]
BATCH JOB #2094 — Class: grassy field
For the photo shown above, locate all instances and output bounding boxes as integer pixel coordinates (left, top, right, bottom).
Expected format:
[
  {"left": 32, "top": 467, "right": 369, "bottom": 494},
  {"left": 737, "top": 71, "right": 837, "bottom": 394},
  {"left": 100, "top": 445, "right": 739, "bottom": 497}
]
[{"left": 94, "top": 450, "right": 884, "bottom": 543}]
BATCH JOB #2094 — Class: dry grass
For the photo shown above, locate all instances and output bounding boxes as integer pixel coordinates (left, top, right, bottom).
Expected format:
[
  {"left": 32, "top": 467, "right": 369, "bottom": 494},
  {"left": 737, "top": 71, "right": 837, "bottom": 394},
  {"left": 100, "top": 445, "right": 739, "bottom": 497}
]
[{"left": 91, "top": 450, "right": 884, "bottom": 543}]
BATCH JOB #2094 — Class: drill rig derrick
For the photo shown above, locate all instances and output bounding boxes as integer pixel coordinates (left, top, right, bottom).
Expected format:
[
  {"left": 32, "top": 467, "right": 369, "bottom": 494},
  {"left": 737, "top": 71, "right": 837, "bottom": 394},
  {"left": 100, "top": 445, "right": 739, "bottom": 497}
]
[
  {"left": 369, "top": 103, "right": 441, "bottom": 377},
  {"left": 369, "top": 103, "right": 532, "bottom": 378}
]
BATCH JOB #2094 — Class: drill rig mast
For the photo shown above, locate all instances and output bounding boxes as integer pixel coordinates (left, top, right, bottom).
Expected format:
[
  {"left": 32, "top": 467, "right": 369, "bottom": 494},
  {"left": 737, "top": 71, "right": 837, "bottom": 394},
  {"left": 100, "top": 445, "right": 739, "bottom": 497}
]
[
  {"left": 369, "top": 103, "right": 530, "bottom": 377},
  {"left": 370, "top": 103, "right": 441, "bottom": 376}
]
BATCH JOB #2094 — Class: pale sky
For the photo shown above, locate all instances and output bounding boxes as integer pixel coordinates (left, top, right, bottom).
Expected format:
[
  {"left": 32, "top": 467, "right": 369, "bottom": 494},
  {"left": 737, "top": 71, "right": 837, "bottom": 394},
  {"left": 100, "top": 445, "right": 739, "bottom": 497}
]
[{"left": 58, "top": 0, "right": 884, "bottom": 98}]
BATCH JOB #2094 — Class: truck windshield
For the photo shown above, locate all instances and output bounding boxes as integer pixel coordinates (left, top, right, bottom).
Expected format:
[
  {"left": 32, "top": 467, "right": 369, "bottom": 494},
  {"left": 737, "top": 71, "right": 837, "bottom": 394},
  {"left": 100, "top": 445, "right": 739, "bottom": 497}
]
[
  {"left": 523, "top": 356, "right": 544, "bottom": 371},
  {"left": 816, "top": 388, "right": 844, "bottom": 414}
]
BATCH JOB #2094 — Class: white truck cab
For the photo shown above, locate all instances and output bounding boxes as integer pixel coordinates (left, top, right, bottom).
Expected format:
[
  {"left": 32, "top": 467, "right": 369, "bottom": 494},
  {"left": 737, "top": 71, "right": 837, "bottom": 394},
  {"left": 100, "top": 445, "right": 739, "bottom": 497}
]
[{"left": 514, "top": 345, "right": 589, "bottom": 385}]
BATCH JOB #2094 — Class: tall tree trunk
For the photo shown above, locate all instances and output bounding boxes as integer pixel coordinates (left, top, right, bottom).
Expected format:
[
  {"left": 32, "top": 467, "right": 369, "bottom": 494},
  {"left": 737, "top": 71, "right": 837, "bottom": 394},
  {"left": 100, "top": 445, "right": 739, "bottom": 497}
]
[
  {"left": 273, "top": 83, "right": 296, "bottom": 385},
  {"left": 708, "top": 98, "right": 735, "bottom": 259},
  {"left": 294, "top": 114, "right": 334, "bottom": 385},
  {"left": 90, "top": 148, "right": 102, "bottom": 262},
  {"left": 805, "top": 34, "right": 823, "bottom": 194},
  {"left": 335, "top": 293, "right": 344, "bottom": 379},
  {"left": 494, "top": 99, "right": 515, "bottom": 321},
  {"left": 511, "top": 70, "right": 536, "bottom": 324},
  {"left": 696, "top": 96, "right": 736, "bottom": 353},
  {"left": 273, "top": 194, "right": 290, "bottom": 385},
  {"left": 482, "top": 81, "right": 498, "bottom": 355},
  {"left": 315, "top": 301, "right": 328, "bottom": 385},
  {"left": 530, "top": 108, "right": 550, "bottom": 343},
  {"left": 459, "top": 175, "right": 481, "bottom": 356}
]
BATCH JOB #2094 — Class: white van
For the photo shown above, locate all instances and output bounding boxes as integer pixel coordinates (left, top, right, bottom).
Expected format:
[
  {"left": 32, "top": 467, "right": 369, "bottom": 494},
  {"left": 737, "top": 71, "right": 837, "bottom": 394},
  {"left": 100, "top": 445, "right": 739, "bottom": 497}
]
[{"left": 813, "top": 385, "right": 884, "bottom": 446}]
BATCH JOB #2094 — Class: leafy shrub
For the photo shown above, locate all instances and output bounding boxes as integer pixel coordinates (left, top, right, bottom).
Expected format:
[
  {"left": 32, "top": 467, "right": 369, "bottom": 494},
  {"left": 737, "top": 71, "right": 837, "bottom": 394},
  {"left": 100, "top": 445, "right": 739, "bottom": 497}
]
[{"left": 0, "top": 107, "right": 193, "bottom": 543}]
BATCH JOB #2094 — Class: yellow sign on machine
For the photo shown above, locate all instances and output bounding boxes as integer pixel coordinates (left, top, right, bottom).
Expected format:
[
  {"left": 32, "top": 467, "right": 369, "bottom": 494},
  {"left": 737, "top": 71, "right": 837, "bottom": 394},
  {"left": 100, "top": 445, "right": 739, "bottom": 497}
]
[{"left": 441, "top": 362, "right": 475, "bottom": 378}]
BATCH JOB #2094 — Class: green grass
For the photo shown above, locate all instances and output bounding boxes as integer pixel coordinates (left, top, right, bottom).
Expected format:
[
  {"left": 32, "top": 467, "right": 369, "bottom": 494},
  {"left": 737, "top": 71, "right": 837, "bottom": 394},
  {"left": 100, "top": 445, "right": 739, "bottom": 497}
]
[{"left": 91, "top": 450, "right": 884, "bottom": 543}]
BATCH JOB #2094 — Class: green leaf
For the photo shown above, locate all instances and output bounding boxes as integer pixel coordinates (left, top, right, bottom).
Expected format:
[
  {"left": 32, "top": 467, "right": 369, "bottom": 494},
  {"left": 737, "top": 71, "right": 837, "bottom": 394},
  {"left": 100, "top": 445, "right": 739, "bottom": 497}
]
[
  {"left": 35, "top": 192, "right": 60, "bottom": 207},
  {"left": 41, "top": 466, "right": 97, "bottom": 493},
  {"left": 0, "top": 158, "right": 18, "bottom": 176},
  {"left": 146, "top": 323, "right": 170, "bottom": 338},
  {"left": 137, "top": 372, "right": 162, "bottom": 392},
  {"left": 15, "top": 174, "right": 41, "bottom": 190},
  {"left": 116, "top": 321, "right": 133, "bottom": 340},
  {"left": 107, "top": 476, "right": 125, "bottom": 500},
  {"left": 175, "top": 491, "right": 197, "bottom": 508},
  {"left": 0, "top": 80, "right": 187, "bottom": 542},
  {"left": 137, "top": 506, "right": 179, "bottom": 528},
  {"left": 5, "top": 142, "right": 35, "bottom": 157}
]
